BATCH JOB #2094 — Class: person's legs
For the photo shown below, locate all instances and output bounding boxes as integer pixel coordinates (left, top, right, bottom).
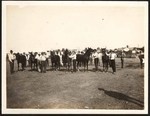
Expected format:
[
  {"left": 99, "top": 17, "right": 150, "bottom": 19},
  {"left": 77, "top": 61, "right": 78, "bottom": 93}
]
[
  {"left": 121, "top": 59, "right": 124, "bottom": 68},
  {"left": 94, "top": 59, "right": 97, "bottom": 70},
  {"left": 73, "top": 60, "right": 76, "bottom": 72},
  {"left": 21, "top": 63, "right": 24, "bottom": 70},
  {"left": 113, "top": 60, "right": 116, "bottom": 72},
  {"left": 44, "top": 61, "right": 46, "bottom": 72},
  {"left": 10, "top": 62, "right": 13, "bottom": 73},
  {"left": 12, "top": 61, "right": 14, "bottom": 72},
  {"left": 111, "top": 60, "right": 115, "bottom": 73},
  {"left": 41, "top": 61, "right": 43, "bottom": 73},
  {"left": 95, "top": 58, "right": 98, "bottom": 71},
  {"left": 140, "top": 59, "right": 143, "bottom": 69}
]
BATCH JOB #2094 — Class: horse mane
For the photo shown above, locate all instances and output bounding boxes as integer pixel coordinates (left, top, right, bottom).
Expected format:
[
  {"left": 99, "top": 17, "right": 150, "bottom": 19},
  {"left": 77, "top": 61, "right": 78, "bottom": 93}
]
[{"left": 84, "top": 48, "right": 93, "bottom": 56}]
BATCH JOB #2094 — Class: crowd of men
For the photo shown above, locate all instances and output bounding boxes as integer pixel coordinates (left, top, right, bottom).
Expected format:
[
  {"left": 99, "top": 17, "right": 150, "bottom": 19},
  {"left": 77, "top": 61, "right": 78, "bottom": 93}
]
[{"left": 7, "top": 47, "right": 144, "bottom": 74}]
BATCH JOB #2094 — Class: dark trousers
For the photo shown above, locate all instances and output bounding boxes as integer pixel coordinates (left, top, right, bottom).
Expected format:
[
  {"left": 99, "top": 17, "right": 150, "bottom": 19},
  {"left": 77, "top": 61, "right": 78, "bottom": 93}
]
[
  {"left": 73, "top": 59, "right": 76, "bottom": 72},
  {"left": 9, "top": 61, "right": 14, "bottom": 74},
  {"left": 121, "top": 59, "right": 124, "bottom": 68},
  {"left": 110, "top": 60, "right": 116, "bottom": 72},
  {"left": 140, "top": 59, "right": 143, "bottom": 69},
  {"left": 46, "top": 58, "right": 49, "bottom": 66},
  {"left": 94, "top": 58, "right": 99, "bottom": 71},
  {"left": 41, "top": 61, "right": 46, "bottom": 73},
  {"left": 21, "top": 61, "right": 26, "bottom": 70},
  {"left": 103, "top": 61, "right": 109, "bottom": 71}
]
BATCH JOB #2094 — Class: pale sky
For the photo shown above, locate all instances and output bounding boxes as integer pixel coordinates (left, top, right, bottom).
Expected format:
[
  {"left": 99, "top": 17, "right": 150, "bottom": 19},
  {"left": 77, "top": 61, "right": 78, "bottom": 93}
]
[{"left": 4, "top": 2, "right": 148, "bottom": 53}]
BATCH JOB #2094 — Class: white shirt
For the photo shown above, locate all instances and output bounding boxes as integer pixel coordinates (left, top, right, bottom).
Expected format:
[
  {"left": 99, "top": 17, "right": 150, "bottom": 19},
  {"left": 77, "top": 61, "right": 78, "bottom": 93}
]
[
  {"left": 36, "top": 55, "right": 41, "bottom": 61},
  {"left": 46, "top": 52, "right": 50, "bottom": 58},
  {"left": 13, "top": 54, "right": 16, "bottom": 60},
  {"left": 26, "top": 55, "right": 30, "bottom": 60},
  {"left": 97, "top": 52, "right": 102, "bottom": 60},
  {"left": 40, "top": 55, "right": 46, "bottom": 61},
  {"left": 93, "top": 52, "right": 98, "bottom": 59},
  {"left": 106, "top": 53, "right": 110, "bottom": 58},
  {"left": 8, "top": 53, "right": 15, "bottom": 62},
  {"left": 110, "top": 53, "right": 117, "bottom": 60},
  {"left": 35, "top": 54, "right": 39, "bottom": 59},
  {"left": 142, "top": 58, "right": 144, "bottom": 63},
  {"left": 69, "top": 54, "right": 76, "bottom": 60}
]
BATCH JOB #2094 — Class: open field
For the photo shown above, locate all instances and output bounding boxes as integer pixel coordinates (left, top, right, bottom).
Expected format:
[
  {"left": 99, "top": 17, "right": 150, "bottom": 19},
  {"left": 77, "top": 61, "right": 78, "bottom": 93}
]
[{"left": 6, "top": 58, "right": 144, "bottom": 109}]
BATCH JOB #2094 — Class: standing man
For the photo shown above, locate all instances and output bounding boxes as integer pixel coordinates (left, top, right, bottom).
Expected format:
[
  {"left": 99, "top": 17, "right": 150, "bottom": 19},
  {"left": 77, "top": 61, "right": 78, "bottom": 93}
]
[
  {"left": 21, "top": 52, "right": 27, "bottom": 70},
  {"left": 25, "top": 53, "right": 30, "bottom": 67},
  {"left": 93, "top": 49, "right": 99, "bottom": 71},
  {"left": 138, "top": 51, "right": 144, "bottom": 69},
  {"left": 35, "top": 52, "right": 41, "bottom": 72},
  {"left": 69, "top": 51, "right": 77, "bottom": 72},
  {"left": 8, "top": 50, "right": 15, "bottom": 74},
  {"left": 97, "top": 49, "right": 102, "bottom": 70},
  {"left": 120, "top": 50, "right": 126, "bottom": 68},
  {"left": 110, "top": 50, "right": 117, "bottom": 74},
  {"left": 40, "top": 52, "right": 47, "bottom": 73},
  {"left": 46, "top": 51, "right": 50, "bottom": 67}
]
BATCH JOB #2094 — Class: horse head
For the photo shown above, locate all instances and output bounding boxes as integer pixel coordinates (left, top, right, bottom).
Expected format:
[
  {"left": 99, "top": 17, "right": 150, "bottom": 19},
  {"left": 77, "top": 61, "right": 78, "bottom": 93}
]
[{"left": 84, "top": 48, "right": 93, "bottom": 56}]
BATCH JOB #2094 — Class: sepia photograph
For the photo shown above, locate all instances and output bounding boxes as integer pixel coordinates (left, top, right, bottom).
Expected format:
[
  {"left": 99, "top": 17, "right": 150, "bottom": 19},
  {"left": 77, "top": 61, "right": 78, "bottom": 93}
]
[{"left": 2, "top": 1, "right": 148, "bottom": 114}]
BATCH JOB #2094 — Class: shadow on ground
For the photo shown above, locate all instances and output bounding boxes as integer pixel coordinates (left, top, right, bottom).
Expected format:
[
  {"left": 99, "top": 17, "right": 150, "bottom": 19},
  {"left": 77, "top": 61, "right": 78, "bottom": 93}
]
[{"left": 98, "top": 88, "right": 144, "bottom": 107}]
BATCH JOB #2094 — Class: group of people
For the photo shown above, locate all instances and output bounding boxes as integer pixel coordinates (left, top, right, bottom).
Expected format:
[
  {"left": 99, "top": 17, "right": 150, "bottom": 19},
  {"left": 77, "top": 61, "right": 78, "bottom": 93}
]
[
  {"left": 35, "top": 52, "right": 48, "bottom": 73},
  {"left": 7, "top": 47, "right": 144, "bottom": 74},
  {"left": 92, "top": 48, "right": 124, "bottom": 74},
  {"left": 7, "top": 51, "right": 49, "bottom": 73},
  {"left": 7, "top": 50, "right": 15, "bottom": 74}
]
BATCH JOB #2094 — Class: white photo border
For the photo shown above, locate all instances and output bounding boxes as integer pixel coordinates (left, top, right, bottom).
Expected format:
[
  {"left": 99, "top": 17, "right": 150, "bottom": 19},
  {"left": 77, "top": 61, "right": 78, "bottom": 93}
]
[{"left": 2, "top": 1, "right": 149, "bottom": 114}]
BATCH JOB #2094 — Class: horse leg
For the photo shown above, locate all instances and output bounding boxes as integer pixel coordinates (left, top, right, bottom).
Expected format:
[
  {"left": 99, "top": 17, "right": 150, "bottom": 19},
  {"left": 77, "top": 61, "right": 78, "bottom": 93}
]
[
  {"left": 65, "top": 63, "right": 67, "bottom": 72},
  {"left": 140, "top": 59, "right": 143, "bottom": 69},
  {"left": 59, "top": 62, "right": 60, "bottom": 70},
  {"left": 31, "top": 62, "right": 32, "bottom": 70},
  {"left": 106, "top": 62, "right": 108, "bottom": 72},
  {"left": 103, "top": 62, "right": 105, "bottom": 72},
  {"left": 32, "top": 62, "right": 34, "bottom": 70},
  {"left": 51, "top": 62, "right": 53, "bottom": 70},
  {"left": 34, "top": 62, "right": 36, "bottom": 70},
  {"left": 84, "top": 62, "right": 86, "bottom": 72},
  {"left": 66, "top": 62, "right": 69, "bottom": 71},
  {"left": 36, "top": 61, "right": 38, "bottom": 71},
  {"left": 77, "top": 61, "right": 79, "bottom": 71},
  {"left": 87, "top": 61, "right": 88, "bottom": 71},
  {"left": 55, "top": 62, "right": 58, "bottom": 71},
  {"left": 104, "top": 62, "right": 106, "bottom": 72},
  {"left": 18, "top": 62, "right": 19, "bottom": 71}
]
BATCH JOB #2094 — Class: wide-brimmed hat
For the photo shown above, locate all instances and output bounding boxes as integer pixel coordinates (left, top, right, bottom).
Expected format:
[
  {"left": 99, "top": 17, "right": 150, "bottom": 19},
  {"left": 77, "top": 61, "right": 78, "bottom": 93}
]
[
  {"left": 97, "top": 49, "right": 101, "bottom": 53},
  {"left": 72, "top": 51, "right": 76, "bottom": 53}
]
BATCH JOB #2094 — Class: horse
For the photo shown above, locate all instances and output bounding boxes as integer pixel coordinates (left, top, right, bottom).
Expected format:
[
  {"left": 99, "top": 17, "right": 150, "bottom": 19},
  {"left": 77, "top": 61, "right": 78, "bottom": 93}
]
[
  {"left": 62, "top": 49, "right": 72, "bottom": 71},
  {"left": 138, "top": 52, "right": 144, "bottom": 69},
  {"left": 15, "top": 53, "right": 22, "bottom": 71},
  {"left": 29, "top": 52, "right": 38, "bottom": 71},
  {"left": 46, "top": 51, "right": 50, "bottom": 67},
  {"left": 15, "top": 53, "right": 27, "bottom": 71},
  {"left": 101, "top": 48, "right": 110, "bottom": 72},
  {"left": 50, "top": 50, "right": 60, "bottom": 71},
  {"left": 76, "top": 48, "right": 93, "bottom": 71}
]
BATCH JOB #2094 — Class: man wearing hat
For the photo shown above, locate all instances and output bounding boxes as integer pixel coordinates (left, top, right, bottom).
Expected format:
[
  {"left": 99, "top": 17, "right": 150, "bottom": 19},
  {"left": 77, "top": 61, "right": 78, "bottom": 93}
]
[
  {"left": 110, "top": 50, "right": 117, "bottom": 74},
  {"left": 97, "top": 49, "right": 102, "bottom": 69},
  {"left": 69, "top": 51, "right": 77, "bottom": 72},
  {"left": 35, "top": 52, "right": 41, "bottom": 72},
  {"left": 20, "top": 52, "right": 27, "bottom": 71},
  {"left": 40, "top": 52, "right": 47, "bottom": 73},
  {"left": 8, "top": 50, "right": 15, "bottom": 74},
  {"left": 120, "top": 50, "right": 126, "bottom": 68},
  {"left": 93, "top": 49, "right": 99, "bottom": 71}
]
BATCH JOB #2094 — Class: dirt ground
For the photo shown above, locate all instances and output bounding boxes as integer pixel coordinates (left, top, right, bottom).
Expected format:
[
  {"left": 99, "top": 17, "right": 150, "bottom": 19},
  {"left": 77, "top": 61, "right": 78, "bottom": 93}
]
[{"left": 6, "top": 57, "right": 144, "bottom": 109}]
